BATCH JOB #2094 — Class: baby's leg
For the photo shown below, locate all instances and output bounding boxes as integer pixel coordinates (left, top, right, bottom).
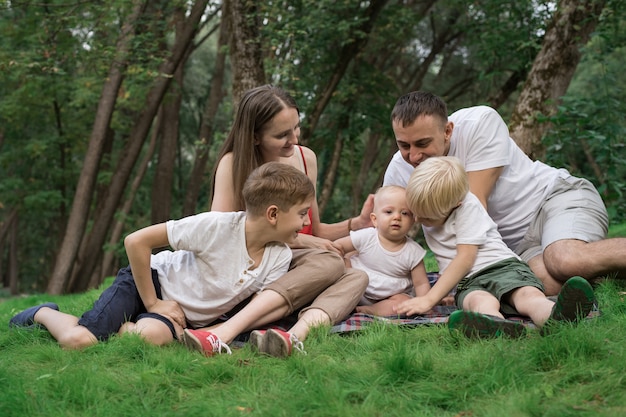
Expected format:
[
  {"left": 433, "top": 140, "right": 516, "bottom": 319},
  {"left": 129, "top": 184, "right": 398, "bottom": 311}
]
[
  {"left": 462, "top": 290, "right": 502, "bottom": 318},
  {"left": 507, "top": 286, "right": 553, "bottom": 326},
  {"left": 121, "top": 316, "right": 178, "bottom": 346},
  {"left": 356, "top": 294, "right": 411, "bottom": 316}
]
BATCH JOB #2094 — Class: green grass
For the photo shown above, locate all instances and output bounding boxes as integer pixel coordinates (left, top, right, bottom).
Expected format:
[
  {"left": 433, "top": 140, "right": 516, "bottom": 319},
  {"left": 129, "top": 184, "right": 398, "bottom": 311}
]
[
  {"left": 2, "top": 224, "right": 625, "bottom": 416},
  {"left": 2, "top": 279, "right": 626, "bottom": 416}
]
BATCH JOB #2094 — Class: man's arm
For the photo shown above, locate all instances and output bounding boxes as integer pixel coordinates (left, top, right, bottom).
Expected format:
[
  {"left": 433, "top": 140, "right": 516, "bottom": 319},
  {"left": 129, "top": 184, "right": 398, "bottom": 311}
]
[{"left": 467, "top": 167, "right": 503, "bottom": 210}]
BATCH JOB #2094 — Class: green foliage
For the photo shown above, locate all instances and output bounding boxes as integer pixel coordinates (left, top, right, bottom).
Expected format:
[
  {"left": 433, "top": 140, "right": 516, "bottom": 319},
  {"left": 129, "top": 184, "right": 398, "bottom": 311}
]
[
  {"left": 542, "top": 0, "right": 626, "bottom": 222},
  {"left": 1, "top": 0, "right": 623, "bottom": 292}
]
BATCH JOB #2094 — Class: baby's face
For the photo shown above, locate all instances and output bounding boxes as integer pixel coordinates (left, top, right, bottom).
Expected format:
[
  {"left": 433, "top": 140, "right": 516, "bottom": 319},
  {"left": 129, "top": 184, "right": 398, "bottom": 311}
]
[{"left": 372, "top": 189, "right": 415, "bottom": 240}]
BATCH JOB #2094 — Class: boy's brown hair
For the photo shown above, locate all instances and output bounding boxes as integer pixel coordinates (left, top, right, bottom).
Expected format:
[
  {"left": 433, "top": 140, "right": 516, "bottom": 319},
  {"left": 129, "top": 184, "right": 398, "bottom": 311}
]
[{"left": 243, "top": 162, "right": 315, "bottom": 216}]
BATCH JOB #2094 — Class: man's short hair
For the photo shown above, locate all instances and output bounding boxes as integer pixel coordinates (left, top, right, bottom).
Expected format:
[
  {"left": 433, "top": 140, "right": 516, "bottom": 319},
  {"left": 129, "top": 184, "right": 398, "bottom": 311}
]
[
  {"left": 406, "top": 156, "right": 468, "bottom": 220},
  {"left": 391, "top": 91, "right": 448, "bottom": 128},
  {"left": 243, "top": 162, "right": 315, "bottom": 216}
]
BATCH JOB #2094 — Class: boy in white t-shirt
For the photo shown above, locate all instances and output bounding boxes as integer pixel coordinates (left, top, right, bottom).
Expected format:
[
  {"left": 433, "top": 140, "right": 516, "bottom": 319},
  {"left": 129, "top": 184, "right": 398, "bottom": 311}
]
[
  {"left": 395, "top": 156, "right": 596, "bottom": 338},
  {"left": 9, "top": 162, "right": 314, "bottom": 354},
  {"left": 332, "top": 186, "right": 430, "bottom": 316}
]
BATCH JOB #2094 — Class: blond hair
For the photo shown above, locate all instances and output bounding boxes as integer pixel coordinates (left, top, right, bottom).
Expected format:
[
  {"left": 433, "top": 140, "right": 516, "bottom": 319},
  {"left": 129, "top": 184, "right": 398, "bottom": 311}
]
[
  {"left": 243, "top": 162, "right": 314, "bottom": 217},
  {"left": 373, "top": 185, "right": 407, "bottom": 209},
  {"left": 406, "top": 156, "right": 468, "bottom": 219}
]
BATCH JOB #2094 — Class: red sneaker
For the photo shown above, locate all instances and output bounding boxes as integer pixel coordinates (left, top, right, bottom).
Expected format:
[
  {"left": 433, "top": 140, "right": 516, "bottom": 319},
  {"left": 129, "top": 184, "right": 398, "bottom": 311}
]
[
  {"left": 263, "top": 328, "right": 306, "bottom": 358},
  {"left": 183, "top": 329, "right": 232, "bottom": 356},
  {"left": 248, "top": 329, "right": 266, "bottom": 352}
]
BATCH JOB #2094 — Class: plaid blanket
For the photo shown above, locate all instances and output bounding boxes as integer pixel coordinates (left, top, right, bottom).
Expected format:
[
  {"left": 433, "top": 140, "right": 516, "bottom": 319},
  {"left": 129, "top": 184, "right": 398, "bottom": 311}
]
[
  {"left": 330, "top": 305, "right": 458, "bottom": 333},
  {"left": 329, "top": 272, "right": 603, "bottom": 333}
]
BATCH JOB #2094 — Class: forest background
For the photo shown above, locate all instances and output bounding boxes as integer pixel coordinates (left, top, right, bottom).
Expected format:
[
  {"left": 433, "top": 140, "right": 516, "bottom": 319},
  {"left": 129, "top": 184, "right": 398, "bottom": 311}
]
[{"left": 0, "top": 0, "right": 624, "bottom": 295}]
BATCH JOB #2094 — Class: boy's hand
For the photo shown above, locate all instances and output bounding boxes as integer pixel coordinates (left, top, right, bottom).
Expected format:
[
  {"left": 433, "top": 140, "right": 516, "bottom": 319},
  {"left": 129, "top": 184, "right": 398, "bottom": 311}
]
[
  {"left": 394, "top": 296, "right": 435, "bottom": 316},
  {"left": 148, "top": 299, "right": 186, "bottom": 328}
]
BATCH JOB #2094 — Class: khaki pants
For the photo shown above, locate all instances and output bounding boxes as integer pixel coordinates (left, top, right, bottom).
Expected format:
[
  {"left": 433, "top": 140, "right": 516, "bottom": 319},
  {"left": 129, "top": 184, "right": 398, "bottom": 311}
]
[{"left": 265, "top": 249, "right": 368, "bottom": 324}]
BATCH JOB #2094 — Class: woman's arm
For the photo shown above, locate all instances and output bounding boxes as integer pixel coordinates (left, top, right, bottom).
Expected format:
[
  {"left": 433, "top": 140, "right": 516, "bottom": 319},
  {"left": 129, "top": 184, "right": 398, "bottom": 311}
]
[
  {"left": 211, "top": 153, "right": 240, "bottom": 212},
  {"left": 301, "top": 147, "right": 374, "bottom": 240}
]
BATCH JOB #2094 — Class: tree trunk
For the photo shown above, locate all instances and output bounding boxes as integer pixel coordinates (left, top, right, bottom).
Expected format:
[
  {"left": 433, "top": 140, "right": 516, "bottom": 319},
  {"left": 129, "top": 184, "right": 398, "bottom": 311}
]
[
  {"left": 152, "top": 8, "right": 187, "bottom": 225},
  {"left": 509, "top": 0, "right": 606, "bottom": 159},
  {"left": 318, "top": 119, "right": 346, "bottom": 215},
  {"left": 183, "top": 15, "right": 228, "bottom": 216},
  {"left": 46, "top": 0, "right": 148, "bottom": 295},
  {"left": 224, "top": 0, "right": 266, "bottom": 104},
  {"left": 62, "top": 0, "right": 210, "bottom": 293},
  {"left": 93, "top": 117, "right": 161, "bottom": 288}
]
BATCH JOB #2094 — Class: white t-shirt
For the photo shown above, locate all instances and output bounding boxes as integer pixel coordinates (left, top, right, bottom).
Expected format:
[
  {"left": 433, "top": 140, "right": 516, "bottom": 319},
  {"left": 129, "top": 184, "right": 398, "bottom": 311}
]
[
  {"left": 384, "top": 105, "right": 569, "bottom": 250},
  {"left": 151, "top": 211, "right": 292, "bottom": 328},
  {"left": 349, "top": 227, "right": 426, "bottom": 301},
  {"left": 423, "top": 192, "right": 519, "bottom": 277}
]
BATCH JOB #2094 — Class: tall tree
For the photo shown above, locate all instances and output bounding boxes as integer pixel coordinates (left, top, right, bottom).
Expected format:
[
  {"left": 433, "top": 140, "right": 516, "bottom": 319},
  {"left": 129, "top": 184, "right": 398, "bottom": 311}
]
[
  {"left": 224, "top": 0, "right": 266, "bottom": 103},
  {"left": 183, "top": 15, "right": 228, "bottom": 216},
  {"left": 509, "top": 0, "right": 607, "bottom": 159},
  {"left": 49, "top": 0, "right": 210, "bottom": 294},
  {"left": 47, "top": 1, "right": 149, "bottom": 294},
  {"left": 151, "top": 6, "right": 188, "bottom": 225}
]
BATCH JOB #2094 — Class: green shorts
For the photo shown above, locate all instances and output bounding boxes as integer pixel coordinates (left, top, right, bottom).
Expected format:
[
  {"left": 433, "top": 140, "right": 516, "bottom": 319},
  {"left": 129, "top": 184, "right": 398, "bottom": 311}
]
[{"left": 454, "top": 258, "right": 545, "bottom": 316}]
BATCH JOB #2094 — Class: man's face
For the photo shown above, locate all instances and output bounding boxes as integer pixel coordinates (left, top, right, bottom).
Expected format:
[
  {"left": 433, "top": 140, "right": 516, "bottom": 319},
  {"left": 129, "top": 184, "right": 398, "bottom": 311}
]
[{"left": 392, "top": 114, "right": 452, "bottom": 167}]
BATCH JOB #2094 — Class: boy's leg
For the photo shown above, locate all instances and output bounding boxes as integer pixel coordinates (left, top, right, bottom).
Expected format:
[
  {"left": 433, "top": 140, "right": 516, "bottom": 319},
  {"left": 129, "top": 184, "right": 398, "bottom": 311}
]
[
  {"left": 548, "top": 276, "right": 595, "bottom": 323},
  {"left": 121, "top": 314, "right": 177, "bottom": 346},
  {"left": 451, "top": 290, "right": 526, "bottom": 339},
  {"left": 10, "top": 303, "right": 98, "bottom": 349},
  {"left": 461, "top": 290, "right": 503, "bottom": 318},
  {"left": 35, "top": 307, "right": 98, "bottom": 349},
  {"left": 448, "top": 310, "right": 526, "bottom": 339},
  {"left": 507, "top": 286, "right": 554, "bottom": 327}
]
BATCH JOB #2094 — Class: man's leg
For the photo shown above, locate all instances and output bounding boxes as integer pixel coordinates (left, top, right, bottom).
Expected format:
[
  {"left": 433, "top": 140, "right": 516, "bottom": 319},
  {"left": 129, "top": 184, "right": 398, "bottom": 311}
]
[{"left": 544, "top": 237, "right": 626, "bottom": 282}]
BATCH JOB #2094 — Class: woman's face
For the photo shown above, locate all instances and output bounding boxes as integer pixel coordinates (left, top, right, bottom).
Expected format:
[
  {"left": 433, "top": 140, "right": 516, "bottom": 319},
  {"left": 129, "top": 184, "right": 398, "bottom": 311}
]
[{"left": 257, "top": 107, "right": 300, "bottom": 162}]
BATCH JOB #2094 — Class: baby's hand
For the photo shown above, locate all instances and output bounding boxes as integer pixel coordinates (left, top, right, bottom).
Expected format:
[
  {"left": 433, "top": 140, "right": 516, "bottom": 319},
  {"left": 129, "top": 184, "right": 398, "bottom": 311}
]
[{"left": 394, "top": 296, "right": 434, "bottom": 316}]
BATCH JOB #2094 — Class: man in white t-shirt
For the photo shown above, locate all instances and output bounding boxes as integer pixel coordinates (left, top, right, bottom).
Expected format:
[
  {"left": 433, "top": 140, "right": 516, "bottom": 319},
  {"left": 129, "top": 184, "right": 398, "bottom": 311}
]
[{"left": 383, "top": 91, "right": 626, "bottom": 295}]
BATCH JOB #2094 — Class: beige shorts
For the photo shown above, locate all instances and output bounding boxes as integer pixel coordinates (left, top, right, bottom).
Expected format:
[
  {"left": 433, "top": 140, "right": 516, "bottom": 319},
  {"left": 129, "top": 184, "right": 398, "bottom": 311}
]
[{"left": 515, "top": 176, "right": 608, "bottom": 262}]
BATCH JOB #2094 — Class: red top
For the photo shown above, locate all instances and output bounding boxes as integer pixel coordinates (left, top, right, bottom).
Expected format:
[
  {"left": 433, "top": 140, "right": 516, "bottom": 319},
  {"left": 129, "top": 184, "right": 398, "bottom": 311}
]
[{"left": 297, "top": 146, "right": 313, "bottom": 235}]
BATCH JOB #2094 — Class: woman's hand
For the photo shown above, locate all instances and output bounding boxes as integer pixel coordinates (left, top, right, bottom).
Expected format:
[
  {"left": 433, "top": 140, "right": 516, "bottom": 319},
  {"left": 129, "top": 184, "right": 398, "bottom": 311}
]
[
  {"left": 291, "top": 233, "right": 342, "bottom": 254},
  {"left": 351, "top": 194, "right": 375, "bottom": 230}
]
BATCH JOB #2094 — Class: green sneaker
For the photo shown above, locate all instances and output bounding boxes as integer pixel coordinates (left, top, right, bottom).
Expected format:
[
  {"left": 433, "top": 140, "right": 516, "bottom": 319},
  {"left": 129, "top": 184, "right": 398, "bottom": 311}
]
[
  {"left": 448, "top": 310, "right": 526, "bottom": 339},
  {"left": 549, "top": 276, "right": 596, "bottom": 323}
]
